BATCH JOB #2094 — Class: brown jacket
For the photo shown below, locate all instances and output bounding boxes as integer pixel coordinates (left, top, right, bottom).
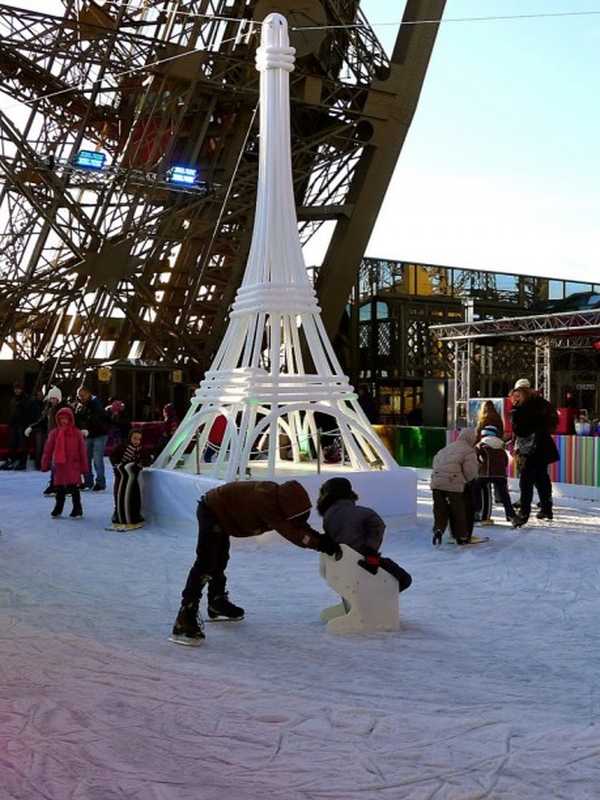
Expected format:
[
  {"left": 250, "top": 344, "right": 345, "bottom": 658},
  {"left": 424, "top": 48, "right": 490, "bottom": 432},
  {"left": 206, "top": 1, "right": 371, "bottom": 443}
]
[{"left": 204, "top": 480, "right": 322, "bottom": 550}]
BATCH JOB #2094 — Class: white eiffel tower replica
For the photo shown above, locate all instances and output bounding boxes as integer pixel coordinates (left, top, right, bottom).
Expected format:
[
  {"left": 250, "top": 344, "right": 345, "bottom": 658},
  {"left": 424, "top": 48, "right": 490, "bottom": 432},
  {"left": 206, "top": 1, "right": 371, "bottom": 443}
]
[{"left": 154, "top": 13, "right": 399, "bottom": 481}]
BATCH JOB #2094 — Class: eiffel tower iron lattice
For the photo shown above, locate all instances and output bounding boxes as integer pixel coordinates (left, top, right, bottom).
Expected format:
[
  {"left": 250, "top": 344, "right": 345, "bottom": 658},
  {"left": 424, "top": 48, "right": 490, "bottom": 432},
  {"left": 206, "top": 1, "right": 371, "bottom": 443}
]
[
  {"left": 154, "top": 12, "right": 396, "bottom": 480},
  {"left": 0, "top": 1, "right": 445, "bottom": 387}
]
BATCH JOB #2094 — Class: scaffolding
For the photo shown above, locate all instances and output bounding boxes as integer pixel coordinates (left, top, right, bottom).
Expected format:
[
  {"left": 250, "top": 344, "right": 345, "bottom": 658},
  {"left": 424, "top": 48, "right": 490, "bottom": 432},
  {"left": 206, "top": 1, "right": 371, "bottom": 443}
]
[{"left": 430, "top": 309, "right": 600, "bottom": 423}]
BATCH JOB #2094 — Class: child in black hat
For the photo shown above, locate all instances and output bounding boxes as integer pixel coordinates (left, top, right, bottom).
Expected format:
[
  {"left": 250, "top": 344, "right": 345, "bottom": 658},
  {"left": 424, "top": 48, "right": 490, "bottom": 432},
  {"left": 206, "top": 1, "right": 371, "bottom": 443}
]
[{"left": 317, "top": 477, "right": 412, "bottom": 592}]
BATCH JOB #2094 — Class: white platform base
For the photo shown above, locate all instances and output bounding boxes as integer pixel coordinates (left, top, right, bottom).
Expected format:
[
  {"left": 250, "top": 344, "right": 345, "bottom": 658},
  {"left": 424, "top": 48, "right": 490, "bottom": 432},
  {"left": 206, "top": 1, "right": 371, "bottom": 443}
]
[
  {"left": 142, "top": 466, "right": 417, "bottom": 529},
  {"left": 319, "top": 545, "right": 400, "bottom": 634}
]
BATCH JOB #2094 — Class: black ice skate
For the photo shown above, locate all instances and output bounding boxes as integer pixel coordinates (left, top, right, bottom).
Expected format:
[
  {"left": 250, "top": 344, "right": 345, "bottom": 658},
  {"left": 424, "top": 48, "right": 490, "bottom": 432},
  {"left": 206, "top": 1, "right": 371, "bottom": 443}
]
[
  {"left": 432, "top": 529, "right": 443, "bottom": 546},
  {"left": 207, "top": 593, "right": 245, "bottom": 622},
  {"left": 51, "top": 490, "right": 66, "bottom": 518},
  {"left": 169, "top": 603, "right": 206, "bottom": 646},
  {"left": 69, "top": 489, "right": 83, "bottom": 519},
  {"left": 536, "top": 509, "right": 553, "bottom": 521}
]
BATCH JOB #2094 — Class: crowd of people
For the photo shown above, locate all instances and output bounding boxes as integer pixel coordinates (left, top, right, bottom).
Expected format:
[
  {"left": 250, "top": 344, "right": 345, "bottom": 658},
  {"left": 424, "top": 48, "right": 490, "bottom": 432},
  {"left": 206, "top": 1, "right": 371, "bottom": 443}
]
[
  {"left": 1, "top": 382, "right": 181, "bottom": 528},
  {"left": 431, "top": 377, "right": 560, "bottom": 545},
  {"left": 0, "top": 374, "right": 565, "bottom": 644}
]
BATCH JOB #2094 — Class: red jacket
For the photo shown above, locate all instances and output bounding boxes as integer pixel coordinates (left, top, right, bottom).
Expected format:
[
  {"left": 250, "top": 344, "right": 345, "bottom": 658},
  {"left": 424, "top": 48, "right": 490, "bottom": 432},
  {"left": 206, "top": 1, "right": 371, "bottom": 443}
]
[{"left": 42, "top": 408, "right": 89, "bottom": 486}]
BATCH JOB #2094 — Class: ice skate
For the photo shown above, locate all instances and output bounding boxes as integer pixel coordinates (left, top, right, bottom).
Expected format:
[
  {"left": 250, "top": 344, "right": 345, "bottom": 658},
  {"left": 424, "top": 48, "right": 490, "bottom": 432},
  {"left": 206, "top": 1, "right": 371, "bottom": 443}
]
[
  {"left": 51, "top": 490, "right": 66, "bottom": 518},
  {"left": 432, "top": 529, "right": 443, "bottom": 546},
  {"left": 536, "top": 510, "right": 553, "bottom": 521},
  {"left": 207, "top": 593, "right": 245, "bottom": 622},
  {"left": 169, "top": 604, "right": 206, "bottom": 646}
]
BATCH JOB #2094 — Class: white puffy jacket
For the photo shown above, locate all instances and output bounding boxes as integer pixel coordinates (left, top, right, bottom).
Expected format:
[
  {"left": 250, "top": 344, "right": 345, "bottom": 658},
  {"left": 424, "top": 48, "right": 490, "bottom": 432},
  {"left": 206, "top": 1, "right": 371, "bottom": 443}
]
[{"left": 430, "top": 429, "right": 479, "bottom": 493}]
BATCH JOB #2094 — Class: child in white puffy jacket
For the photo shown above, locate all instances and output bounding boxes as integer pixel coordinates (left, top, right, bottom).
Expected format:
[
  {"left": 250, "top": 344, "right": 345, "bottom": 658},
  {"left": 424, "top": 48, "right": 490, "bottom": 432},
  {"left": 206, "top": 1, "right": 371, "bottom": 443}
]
[{"left": 430, "top": 429, "right": 479, "bottom": 545}]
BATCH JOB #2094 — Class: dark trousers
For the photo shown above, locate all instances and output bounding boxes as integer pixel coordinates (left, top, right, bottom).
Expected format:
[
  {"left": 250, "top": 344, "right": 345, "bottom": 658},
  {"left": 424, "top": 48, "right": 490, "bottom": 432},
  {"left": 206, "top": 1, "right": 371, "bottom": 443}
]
[
  {"left": 433, "top": 488, "right": 470, "bottom": 541},
  {"left": 474, "top": 478, "right": 514, "bottom": 520},
  {"left": 379, "top": 558, "right": 412, "bottom": 592},
  {"left": 519, "top": 457, "right": 553, "bottom": 518},
  {"left": 54, "top": 485, "right": 82, "bottom": 513},
  {"left": 7, "top": 427, "right": 27, "bottom": 466},
  {"left": 181, "top": 500, "right": 230, "bottom": 607}
]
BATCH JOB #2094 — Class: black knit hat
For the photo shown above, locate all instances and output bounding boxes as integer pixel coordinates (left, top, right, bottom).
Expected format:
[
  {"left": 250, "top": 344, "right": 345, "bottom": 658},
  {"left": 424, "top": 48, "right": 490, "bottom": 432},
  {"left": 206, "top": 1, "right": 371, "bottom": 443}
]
[{"left": 318, "top": 477, "right": 358, "bottom": 501}]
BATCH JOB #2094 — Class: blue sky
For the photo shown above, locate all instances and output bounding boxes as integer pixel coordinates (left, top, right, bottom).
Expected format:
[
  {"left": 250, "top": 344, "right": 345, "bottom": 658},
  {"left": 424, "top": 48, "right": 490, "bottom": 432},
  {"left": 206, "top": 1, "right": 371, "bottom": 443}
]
[{"left": 360, "top": 0, "right": 600, "bottom": 280}]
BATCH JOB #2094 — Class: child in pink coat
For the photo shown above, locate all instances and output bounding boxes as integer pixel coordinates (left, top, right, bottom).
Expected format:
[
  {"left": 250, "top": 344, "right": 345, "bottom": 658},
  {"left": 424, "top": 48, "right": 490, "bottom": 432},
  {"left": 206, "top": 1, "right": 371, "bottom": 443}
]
[{"left": 42, "top": 407, "right": 89, "bottom": 518}]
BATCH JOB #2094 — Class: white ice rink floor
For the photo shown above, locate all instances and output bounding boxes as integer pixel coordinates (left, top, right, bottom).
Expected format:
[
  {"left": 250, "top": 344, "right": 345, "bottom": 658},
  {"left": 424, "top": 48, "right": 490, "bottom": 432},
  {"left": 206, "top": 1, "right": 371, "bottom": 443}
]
[{"left": 2, "top": 469, "right": 600, "bottom": 799}]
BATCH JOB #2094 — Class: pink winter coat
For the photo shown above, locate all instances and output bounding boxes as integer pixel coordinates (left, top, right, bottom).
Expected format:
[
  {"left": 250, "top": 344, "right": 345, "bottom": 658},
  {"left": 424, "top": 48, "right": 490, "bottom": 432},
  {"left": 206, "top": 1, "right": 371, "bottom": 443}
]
[{"left": 41, "top": 407, "right": 89, "bottom": 486}]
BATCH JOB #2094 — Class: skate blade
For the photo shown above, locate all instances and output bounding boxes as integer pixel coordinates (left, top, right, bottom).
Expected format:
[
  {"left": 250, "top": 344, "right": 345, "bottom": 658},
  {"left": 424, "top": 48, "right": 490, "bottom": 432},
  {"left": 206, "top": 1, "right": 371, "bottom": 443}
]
[
  {"left": 168, "top": 634, "right": 205, "bottom": 646},
  {"left": 207, "top": 615, "right": 245, "bottom": 623},
  {"left": 106, "top": 523, "right": 144, "bottom": 532}
]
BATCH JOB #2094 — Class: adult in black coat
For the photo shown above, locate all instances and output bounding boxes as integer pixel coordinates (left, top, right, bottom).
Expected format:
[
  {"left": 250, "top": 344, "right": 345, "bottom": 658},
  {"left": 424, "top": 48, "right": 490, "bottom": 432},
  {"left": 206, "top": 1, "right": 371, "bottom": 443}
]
[
  {"left": 511, "top": 387, "right": 559, "bottom": 523},
  {"left": 3, "top": 383, "right": 33, "bottom": 470}
]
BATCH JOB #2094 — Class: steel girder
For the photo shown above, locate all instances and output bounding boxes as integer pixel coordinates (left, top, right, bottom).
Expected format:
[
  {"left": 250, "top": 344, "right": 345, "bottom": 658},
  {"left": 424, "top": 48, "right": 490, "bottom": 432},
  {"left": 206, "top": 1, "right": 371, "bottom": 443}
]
[
  {"left": 431, "top": 309, "right": 600, "bottom": 342},
  {"left": 0, "top": 0, "right": 445, "bottom": 385}
]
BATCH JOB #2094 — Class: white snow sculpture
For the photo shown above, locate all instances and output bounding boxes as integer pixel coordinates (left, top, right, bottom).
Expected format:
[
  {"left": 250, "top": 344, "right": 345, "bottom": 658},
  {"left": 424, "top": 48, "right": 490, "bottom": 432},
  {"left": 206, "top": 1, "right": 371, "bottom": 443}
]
[
  {"left": 319, "top": 545, "right": 400, "bottom": 634},
  {"left": 154, "top": 13, "right": 398, "bottom": 480}
]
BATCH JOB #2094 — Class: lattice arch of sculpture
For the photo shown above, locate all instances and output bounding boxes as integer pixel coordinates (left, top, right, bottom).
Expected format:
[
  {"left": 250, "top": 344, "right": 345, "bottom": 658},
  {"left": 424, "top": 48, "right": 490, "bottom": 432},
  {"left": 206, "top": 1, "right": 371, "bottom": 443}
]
[{"left": 153, "top": 13, "right": 398, "bottom": 481}]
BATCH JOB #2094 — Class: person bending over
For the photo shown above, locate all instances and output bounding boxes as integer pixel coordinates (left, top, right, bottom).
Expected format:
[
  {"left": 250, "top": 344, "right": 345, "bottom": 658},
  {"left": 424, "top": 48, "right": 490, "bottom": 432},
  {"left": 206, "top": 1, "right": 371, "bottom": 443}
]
[{"left": 171, "top": 480, "right": 341, "bottom": 646}]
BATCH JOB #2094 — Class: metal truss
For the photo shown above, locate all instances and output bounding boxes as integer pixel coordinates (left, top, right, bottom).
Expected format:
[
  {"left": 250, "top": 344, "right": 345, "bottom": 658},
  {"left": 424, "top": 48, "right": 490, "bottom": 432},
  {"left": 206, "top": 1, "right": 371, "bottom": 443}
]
[
  {"left": 430, "top": 309, "right": 600, "bottom": 342},
  {"left": 0, "top": 0, "right": 445, "bottom": 386}
]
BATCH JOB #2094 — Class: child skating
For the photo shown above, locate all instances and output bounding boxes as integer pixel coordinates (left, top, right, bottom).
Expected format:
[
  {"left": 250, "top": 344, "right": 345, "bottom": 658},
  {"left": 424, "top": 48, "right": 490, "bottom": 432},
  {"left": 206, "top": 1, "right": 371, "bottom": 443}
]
[
  {"left": 316, "top": 477, "right": 412, "bottom": 591},
  {"left": 109, "top": 429, "right": 146, "bottom": 531},
  {"left": 41, "top": 407, "right": 89, "bottom": 519}
]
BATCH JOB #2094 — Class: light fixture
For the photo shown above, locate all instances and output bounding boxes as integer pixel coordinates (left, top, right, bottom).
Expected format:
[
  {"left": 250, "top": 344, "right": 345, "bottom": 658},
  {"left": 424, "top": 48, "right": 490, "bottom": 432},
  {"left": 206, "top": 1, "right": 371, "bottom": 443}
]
[
  {"left": 73, "top": 150, "right": 107, "bottom": 171},
  {"left": 166, "top": 166, "right": 199, "bottom": 186}
]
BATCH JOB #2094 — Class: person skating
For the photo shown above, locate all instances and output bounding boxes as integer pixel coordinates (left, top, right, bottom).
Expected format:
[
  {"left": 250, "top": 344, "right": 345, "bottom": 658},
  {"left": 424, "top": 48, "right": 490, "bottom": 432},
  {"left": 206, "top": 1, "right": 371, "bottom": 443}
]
[
  {"left": 41, "top": 407, "right": 89, "bottom": 519},
  {"left": 109, "top": 429, "right": 146, "bottom": 530},
  {"left": 473, "top": 425, "right": 517, "bottom": 526},
  {"left": 430, "top": 429, "right": 479, "bottom": 545},
  {"left": 511, "top": 384, "right": 559, "bottom": 526},
  {"left": 316, "top": 477, "right": 412, "bottom": 591},
  {"left": 75, "top": 386, "right": 110, "bottom": 491},
  {"left": 171, "top": 480, "right": 342, "bottom": 646},
  {"left": 25, "top": 386, "right": 66, "bottom": 495}
]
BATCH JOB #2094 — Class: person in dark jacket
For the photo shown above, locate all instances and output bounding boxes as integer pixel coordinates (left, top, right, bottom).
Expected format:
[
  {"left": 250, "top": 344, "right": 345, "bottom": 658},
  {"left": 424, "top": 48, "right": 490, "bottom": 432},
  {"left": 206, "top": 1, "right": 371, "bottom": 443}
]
[
  {"left": 109, "top": 429, "right": 146, "bottom": 530},
  {"left": 473, "top": 426, "right": 517, "bottom": 525},
  {"left": 511, "top": 386, "right": 559, "bottom": 525},
  {"left": 171, "top": 480, "right": 342, "bottom": 646},
  {"left": 2, "top": 383, "right": 32, "bottom": 470},
  {"left": 25, "top": 386, "right": 67, "bottom": 493},
  {"left": 316, "top": 477, "right": 412, "bottom": 591},
  {"left": 75, "top": 386, "right": 110, "bottom": 491}
]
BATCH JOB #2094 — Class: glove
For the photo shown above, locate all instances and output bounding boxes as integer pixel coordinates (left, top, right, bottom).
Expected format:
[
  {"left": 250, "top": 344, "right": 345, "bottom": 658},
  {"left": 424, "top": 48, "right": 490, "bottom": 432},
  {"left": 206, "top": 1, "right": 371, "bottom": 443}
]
[
  {"left": 24, "top": 427, "right": 32, "bottom": 437},
  {"left": 318, "top": 534, "right": 342, "bottom": 560},
  {"left": 358, "top": 549, "right": 381, "bottom": 575},
  {"left": 81, "top": 429, "right": 89, "bottom": 438}
]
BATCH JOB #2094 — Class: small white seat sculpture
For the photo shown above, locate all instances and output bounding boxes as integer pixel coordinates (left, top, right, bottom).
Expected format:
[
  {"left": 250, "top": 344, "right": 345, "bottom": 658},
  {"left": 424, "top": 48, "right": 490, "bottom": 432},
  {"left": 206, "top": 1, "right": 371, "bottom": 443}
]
[{"left": 319, "top": 545, "right": 400, "bottom": 634}]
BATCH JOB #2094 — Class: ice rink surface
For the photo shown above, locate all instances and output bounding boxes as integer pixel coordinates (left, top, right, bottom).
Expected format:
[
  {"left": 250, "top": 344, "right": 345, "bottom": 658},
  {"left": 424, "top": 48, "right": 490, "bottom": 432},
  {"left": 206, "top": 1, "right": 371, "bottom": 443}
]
[{"left": 2, "top": 469, "right": 600, "bottom": 799}]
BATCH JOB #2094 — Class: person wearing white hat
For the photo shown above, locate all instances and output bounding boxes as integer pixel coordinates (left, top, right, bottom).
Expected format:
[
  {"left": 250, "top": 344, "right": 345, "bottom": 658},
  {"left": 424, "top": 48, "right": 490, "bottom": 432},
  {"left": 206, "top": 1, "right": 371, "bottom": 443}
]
[
  {"left": 25, "top": 386, "right": 66, "bottom": 494},
  {"left": 513, "top": 378, "right": 531, "bottom": 391}
]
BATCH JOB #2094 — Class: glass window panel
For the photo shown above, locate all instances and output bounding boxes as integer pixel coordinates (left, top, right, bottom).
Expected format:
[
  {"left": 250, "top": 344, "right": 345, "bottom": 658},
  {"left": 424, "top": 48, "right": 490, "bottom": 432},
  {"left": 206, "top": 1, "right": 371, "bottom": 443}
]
[
  {"left": 376, "top": 301, "right": 389, "bottom": 319},
  {"left": 359, "top": 303, "right": 372, "bottom": 321},
  {"left": 565, "top": 282, "right": 592, "bottom": 296},
  {"left": 452, "top": 269, "right": 472, "bottom": 297},
  {"left": 495, "top": 273, "right": 519, "bottom": 293},
  {"left": 549, "top": 280, "right": 564, "bottom": 300}
]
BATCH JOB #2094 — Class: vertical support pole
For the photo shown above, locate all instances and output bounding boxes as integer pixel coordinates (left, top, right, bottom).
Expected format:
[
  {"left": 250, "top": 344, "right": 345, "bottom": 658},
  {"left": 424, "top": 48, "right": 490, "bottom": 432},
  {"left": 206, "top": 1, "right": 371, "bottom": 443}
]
[
  {"left": 535, "top": 338, "right": 552, "bottom": 400},
  {"left": 454, "top": 339, "right": 470, "bottom": 426},
  {"left": 316, "top": 429, "right": 321, "bottom": 474}
]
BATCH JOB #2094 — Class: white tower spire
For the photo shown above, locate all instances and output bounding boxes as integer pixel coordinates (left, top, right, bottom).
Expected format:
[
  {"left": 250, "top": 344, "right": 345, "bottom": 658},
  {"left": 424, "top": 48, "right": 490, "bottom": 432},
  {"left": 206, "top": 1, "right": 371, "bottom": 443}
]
[{"left": 154, "top": 13, "right": 398, "bottom": 480}]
